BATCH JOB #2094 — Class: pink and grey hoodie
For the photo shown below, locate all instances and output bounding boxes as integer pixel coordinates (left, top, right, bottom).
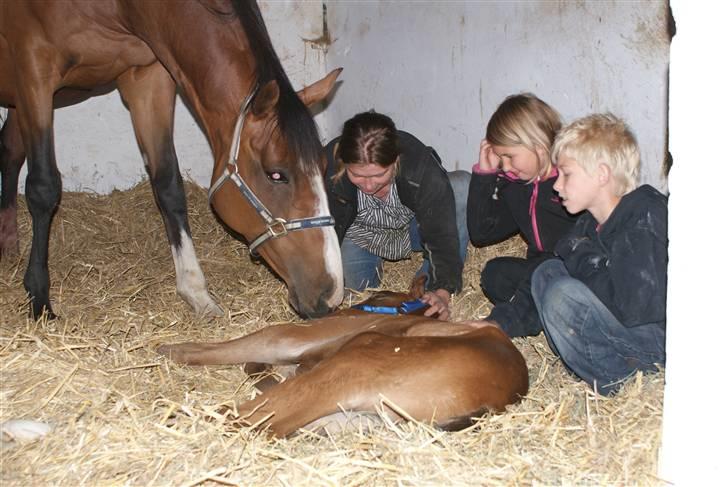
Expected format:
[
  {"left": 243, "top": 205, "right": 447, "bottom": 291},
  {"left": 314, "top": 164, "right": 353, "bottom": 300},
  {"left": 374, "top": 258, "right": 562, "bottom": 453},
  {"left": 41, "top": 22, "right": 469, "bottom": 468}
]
[{"left": 467, "top": 165, "right": 579, "bottom": 257}]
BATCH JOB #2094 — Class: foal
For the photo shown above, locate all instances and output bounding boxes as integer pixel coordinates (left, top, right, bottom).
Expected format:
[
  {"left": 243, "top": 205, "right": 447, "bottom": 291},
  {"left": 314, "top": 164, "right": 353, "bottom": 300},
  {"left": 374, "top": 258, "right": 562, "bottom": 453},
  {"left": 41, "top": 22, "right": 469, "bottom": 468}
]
[{"left": 158, "top": 281, "right": 528, "bottom": 438}]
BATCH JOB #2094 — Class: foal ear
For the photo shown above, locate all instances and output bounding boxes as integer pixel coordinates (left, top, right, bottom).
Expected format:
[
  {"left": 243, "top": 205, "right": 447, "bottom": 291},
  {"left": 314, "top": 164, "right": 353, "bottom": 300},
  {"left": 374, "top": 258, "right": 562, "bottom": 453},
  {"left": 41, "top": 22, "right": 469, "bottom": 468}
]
[
  {"left": 408, "top": 274, "right": 427, "bottom": 300},
  {"left": 297, "top": 68, "right": 343, "bottom": 107},
  {"left": 251, "top": 79, "right": 280, "bottom": 116}
]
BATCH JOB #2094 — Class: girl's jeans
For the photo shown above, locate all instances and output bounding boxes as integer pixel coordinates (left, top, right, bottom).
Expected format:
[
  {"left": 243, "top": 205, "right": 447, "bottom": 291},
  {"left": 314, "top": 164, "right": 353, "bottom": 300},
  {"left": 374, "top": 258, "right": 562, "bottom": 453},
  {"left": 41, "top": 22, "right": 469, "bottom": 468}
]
[
  {"left": 532, "top": 259, "right": 666, "bottom": 395},
  {"left": 342, "top": 171, "right": 470, "bottom": 291}
]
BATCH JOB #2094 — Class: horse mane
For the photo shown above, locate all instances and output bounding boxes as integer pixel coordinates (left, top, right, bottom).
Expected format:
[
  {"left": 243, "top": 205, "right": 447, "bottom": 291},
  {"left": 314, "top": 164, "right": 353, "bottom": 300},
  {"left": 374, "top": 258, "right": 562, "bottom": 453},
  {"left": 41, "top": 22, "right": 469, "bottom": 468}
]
[{"left": 231, "top": 0, "right": 323, "bottom": 174}]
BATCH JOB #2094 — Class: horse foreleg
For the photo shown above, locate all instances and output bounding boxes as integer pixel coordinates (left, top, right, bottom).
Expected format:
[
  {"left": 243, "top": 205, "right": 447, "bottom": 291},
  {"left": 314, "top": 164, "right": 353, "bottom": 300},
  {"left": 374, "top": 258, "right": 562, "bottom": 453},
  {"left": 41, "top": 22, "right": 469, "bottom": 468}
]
[
  {"left": 117, "top": 64, "right": 222, "bottom": 316},
  {"left": 13, "top": 67, "right": 62, "bottom": 319},
  {"left": 0, "top": 109, "right": 26, "bottom": 260}
]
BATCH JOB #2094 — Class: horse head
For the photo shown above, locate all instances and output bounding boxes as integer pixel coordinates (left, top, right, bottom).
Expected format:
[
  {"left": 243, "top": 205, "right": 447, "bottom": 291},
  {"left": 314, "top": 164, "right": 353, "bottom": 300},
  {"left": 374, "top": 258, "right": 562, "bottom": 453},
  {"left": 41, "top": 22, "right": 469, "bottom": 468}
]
[{"left": 209, "top": 69, "right": 344, "bottom": 318}]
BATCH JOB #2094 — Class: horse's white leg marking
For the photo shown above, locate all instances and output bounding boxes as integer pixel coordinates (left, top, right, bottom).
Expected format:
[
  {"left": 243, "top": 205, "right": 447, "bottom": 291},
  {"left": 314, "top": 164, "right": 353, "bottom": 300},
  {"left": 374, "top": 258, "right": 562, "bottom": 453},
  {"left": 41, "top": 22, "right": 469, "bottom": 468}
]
[
  {"left": 312, "top": 174, "right": 344, "bottom": 307},
  {"left": 171, "top": 231, "right": 224, "bottom": 316}
]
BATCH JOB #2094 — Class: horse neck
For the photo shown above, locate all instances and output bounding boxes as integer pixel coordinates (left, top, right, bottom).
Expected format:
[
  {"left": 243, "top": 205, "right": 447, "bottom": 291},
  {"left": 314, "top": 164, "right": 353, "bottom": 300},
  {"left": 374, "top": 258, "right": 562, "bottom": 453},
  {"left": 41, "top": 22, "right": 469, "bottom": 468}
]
[{"left": 125, "top": 2, "right": 258, "bottom": 163}]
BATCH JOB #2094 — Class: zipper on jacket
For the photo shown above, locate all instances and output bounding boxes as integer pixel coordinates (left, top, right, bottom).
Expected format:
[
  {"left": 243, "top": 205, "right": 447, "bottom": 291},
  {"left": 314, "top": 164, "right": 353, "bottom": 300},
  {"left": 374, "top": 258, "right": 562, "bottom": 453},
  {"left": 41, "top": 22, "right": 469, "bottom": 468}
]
[{"left": 529, "top": 177, "right": 544, "bottom": 252}]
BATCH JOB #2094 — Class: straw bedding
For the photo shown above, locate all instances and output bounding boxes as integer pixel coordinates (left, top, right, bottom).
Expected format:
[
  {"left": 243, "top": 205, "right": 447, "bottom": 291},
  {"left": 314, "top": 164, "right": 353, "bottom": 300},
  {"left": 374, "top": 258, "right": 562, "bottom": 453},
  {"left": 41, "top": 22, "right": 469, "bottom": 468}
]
[{"left": 0, "top": 180, "right": 664, "bottom": 485}]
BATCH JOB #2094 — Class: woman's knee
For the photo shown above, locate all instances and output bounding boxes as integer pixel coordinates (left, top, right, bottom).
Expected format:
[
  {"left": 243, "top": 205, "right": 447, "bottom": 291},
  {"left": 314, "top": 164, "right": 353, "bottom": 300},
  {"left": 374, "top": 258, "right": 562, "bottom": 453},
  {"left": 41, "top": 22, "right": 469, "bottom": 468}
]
[
  {"left": 447, "top": 170, "right": 471, "bottom": 198},
  {"left": 341, "top": 239, "right": 382, "bottom": 291}
]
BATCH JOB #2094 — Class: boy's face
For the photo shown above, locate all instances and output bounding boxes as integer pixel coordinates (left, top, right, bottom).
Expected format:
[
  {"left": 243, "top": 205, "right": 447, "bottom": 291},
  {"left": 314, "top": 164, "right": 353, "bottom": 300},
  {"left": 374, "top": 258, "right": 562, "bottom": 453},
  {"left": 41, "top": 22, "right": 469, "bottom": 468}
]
[{"left": 554, "top": 155, "right": 600, "bottom": 215}]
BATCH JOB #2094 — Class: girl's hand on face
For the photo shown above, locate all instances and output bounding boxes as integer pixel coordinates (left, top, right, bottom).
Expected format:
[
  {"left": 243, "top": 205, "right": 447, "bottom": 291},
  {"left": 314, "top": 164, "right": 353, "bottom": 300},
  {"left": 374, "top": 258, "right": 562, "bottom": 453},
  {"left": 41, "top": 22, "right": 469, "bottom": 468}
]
[
  {"left": 421, "top": 289, "right": 451, "bottom": 321},
  {"left": 478, "top": 139, "right": 501, "bottom": 172}
]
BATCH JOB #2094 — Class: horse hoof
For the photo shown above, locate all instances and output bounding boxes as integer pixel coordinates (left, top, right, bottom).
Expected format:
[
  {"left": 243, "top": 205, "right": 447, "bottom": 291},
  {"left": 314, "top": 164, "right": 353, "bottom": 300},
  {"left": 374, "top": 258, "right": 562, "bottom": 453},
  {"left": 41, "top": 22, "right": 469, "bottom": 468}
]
[
  {"left": 29, "top": 308, "right": 58, "bottom": 321},
  {"left": 156, "top": 344, "right": 172, "bottom": 359}
]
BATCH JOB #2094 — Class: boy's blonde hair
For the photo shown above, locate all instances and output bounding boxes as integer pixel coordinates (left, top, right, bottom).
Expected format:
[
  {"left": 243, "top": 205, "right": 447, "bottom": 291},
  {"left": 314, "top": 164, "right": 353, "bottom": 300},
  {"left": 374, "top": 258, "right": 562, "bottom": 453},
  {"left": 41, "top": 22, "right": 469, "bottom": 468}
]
[
  {"left": 486, "top": 93, "right": 562, "bottom": 180},
  {"left": 552, "top": 113, "right": 640, "bottom": 196}
]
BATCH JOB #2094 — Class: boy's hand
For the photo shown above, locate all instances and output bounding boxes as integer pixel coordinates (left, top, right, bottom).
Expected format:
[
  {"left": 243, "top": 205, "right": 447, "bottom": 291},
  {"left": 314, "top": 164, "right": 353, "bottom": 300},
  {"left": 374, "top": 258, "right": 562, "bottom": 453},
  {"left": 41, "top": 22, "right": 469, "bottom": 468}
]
[
  {"left": 421, "top": 289, "right": 451, "bottom": 321},
  {"left": 478, "top": 139, "right": 501, "bottom": 172}
]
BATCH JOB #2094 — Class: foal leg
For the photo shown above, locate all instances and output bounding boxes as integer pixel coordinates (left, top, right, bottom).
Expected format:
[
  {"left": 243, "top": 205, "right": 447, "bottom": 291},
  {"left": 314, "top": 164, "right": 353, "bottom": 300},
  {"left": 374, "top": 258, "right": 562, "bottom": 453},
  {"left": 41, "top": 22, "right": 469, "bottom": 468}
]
[
  {"left": 117, "top": 64, "right": 223, "bottom": 316},
  {"left": 157, "top": 316, "right": 486, "bottom": 367},
  {"left": 0, "top": 109, "right": 26, "bottom": 259},
  {"left": 157, "top": 314, "right": 405, "bottom": 366}
]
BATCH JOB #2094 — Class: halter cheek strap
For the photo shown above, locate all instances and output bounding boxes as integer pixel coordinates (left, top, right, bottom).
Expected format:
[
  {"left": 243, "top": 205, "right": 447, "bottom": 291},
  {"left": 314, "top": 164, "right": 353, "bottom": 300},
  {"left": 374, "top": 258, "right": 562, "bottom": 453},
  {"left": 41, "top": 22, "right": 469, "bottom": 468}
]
[{"left": 208, "top": 83, "right": 334, "bottom": 256}]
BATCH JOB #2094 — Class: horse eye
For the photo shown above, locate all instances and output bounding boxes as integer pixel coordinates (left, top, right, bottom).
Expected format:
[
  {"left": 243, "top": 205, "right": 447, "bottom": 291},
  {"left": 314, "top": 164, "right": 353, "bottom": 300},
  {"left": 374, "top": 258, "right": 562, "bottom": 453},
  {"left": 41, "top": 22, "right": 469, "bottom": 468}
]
[{"left": 266, "top": 171, "right": 288, "bottom": 183}]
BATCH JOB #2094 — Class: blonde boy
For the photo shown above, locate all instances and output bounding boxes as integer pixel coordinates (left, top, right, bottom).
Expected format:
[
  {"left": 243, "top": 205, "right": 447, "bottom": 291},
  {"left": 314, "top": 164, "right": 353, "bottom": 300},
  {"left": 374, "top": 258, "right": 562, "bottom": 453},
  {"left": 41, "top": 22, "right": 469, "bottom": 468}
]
[{"left": 531, "top": 113, "right": 667, "bottom": 395}]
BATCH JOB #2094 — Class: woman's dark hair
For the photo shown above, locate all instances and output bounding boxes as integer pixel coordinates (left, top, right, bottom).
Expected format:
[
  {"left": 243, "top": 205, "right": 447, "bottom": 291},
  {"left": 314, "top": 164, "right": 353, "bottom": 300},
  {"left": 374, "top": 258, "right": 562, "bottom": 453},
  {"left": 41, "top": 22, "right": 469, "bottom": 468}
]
[{"left": 336, "top": 111, "right": 400, "bottom": 168}]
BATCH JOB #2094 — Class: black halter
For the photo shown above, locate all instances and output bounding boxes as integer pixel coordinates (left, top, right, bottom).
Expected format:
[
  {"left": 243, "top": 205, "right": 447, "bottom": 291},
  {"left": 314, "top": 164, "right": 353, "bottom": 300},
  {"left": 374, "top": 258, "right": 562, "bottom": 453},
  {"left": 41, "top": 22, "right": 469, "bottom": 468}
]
[{"left": 208, "top": 84, "right": 334, "bottom": 255}]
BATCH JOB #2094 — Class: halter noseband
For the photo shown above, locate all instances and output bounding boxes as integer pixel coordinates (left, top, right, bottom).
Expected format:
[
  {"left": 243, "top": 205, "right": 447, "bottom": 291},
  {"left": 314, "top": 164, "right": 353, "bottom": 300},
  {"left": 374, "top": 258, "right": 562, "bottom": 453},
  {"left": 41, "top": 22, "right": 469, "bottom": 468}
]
[{"left": 208, "top": 83, "right": 334, "bottom": 256}]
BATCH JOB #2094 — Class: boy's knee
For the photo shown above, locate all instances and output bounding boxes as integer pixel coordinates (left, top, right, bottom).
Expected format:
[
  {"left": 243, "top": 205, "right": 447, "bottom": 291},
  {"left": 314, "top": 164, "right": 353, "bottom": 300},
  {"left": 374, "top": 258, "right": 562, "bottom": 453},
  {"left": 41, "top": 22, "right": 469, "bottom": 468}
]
[
  {"left": 532, "top": 259, "right": 566, "bottom": 285},
  {"left": 537, "top": 275, "right": 590, "bottom": 329}
]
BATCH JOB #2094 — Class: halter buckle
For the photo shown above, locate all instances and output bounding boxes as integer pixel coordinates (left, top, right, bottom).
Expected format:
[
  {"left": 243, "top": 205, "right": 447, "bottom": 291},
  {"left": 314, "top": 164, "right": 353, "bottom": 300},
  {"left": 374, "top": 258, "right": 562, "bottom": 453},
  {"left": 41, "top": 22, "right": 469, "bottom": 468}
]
[{"left": 266, "top": 218, "right": 288, "bottom": 238}]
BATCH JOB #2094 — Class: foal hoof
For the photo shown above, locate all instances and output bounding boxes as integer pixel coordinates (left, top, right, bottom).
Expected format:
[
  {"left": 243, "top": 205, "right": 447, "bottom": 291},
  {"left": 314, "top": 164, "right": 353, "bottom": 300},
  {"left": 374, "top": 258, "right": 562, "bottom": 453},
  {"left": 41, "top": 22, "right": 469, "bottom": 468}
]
[{"left": 200, "top": 301, "right": 225, "bottom": 317}]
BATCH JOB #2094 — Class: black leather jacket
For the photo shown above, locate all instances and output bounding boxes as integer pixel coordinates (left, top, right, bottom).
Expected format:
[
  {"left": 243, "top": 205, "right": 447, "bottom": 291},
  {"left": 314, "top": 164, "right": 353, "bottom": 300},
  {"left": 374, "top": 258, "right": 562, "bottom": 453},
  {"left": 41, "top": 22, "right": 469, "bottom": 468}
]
[{"left": 325, "top": 130, "right": 463, "bottom": 293}]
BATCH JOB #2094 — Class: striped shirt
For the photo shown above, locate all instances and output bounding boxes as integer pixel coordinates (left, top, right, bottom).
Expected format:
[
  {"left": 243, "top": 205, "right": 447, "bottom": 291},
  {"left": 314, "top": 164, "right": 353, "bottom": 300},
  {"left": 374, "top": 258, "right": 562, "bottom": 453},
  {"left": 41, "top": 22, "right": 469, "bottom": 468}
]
[{"left": 345, "top": 183, "right": 415, "bottom": 260}]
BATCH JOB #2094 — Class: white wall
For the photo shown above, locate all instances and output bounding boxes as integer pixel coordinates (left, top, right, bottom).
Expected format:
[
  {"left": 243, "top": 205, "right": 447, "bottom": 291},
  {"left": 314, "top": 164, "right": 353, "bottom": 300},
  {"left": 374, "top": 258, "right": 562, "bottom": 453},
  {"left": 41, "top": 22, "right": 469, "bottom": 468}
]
[
  {"left": 13, "top": 0, "right": 328, "bottom": 194},
  {"left": 9, "top": 1, "right": 669, "bottom": 194},
  {"left": 658, "top": 2, "right": 727, "bottom": 484},
  {"left": 324, "top": 1, "right": 670, "bottom": 190}
]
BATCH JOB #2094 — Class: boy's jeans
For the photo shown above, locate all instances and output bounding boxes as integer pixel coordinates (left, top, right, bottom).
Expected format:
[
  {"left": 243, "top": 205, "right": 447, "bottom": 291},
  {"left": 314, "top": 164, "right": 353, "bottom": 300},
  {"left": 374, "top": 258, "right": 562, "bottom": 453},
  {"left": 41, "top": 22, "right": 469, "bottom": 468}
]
[
  {"left": 532, "top": 259, "right": 666, "bottom": 395},
  {"left": 342, "top": 170, "right": 469, "bottom": 291}
]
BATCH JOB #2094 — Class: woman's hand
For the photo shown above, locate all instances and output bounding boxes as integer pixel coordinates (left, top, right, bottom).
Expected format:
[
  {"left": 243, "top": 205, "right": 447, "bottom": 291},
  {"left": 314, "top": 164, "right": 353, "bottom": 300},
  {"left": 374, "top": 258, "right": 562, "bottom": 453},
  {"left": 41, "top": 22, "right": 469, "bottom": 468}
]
[
  {"left": 478, "top": 139, "right": 501, "bottom": 172},
  {"left": 421, "top": 289, "right": 452, "bottom": 321}
]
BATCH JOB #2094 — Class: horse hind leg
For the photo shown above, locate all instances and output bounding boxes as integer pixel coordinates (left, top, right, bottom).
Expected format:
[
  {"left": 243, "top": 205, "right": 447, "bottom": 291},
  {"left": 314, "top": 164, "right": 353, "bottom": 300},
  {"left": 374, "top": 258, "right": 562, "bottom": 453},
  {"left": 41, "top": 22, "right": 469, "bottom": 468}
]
[
  {"left": 117, "top": 64, "right": 222, "bottom": 316},
  {"left": 0, "top": 109, "right": 26, "bottom": 260}
]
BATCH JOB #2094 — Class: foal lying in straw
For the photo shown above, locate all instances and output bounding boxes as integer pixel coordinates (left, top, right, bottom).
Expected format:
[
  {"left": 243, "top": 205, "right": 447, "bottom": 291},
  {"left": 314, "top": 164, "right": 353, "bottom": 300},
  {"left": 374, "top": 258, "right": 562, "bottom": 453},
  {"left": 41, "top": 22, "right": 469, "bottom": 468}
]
[{"left": 158, "top": 278, "right": 528, "bottom": 437}]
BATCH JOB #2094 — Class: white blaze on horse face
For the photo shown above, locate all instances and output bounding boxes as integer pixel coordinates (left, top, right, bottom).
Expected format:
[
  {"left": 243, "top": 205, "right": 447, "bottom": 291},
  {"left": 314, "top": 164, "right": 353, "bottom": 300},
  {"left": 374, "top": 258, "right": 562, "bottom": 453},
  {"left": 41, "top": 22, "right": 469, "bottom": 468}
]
[
  {"left": 171, "top": 232, "right": 224, "bottom": 316},
  {"left": 311, "top": 173, "right": 344, "bottom": 307}
]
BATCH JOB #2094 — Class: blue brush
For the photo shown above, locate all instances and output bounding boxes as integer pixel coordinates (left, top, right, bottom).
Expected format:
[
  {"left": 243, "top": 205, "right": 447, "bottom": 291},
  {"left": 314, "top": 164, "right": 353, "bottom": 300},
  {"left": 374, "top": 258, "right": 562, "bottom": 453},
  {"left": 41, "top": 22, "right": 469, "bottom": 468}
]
[
  {"left": 399, "top": 299, "right": 428, "bottom": 313},
  {"left": 352, "top": 299, "right": 427, "bottom": 315},
  {"left": 351, "top": 304, "right": 399, "bottom": 314}
]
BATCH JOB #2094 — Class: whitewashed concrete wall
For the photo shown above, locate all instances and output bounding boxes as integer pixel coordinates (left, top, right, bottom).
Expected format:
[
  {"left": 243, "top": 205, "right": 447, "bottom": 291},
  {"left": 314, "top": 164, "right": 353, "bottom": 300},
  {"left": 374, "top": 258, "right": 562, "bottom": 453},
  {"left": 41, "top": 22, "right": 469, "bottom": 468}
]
[
  {"left": 324, "top": 1, "right": 670, "bottom": 190},
  {"left": 659, "top": 2, "right": 727, "bottom": 484},
  {"left": 9, "top": 1, "right": 669, "bottom": 194},
  {"left": 13, "top": 0, "right": 328, "bottom": 194}
]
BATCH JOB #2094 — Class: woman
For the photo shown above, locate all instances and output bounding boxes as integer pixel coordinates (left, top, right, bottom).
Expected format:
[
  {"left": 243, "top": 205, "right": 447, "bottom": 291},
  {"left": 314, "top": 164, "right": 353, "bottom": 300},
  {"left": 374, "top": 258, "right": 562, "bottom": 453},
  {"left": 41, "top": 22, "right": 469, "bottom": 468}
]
[{"left": 325, "top": 111, "right": 468, "bottom": 320}]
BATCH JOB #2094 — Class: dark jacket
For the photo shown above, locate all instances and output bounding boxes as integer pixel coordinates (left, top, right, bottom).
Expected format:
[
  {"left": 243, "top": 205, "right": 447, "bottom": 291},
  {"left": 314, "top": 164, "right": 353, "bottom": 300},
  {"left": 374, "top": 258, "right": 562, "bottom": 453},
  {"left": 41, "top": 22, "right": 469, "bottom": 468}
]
[
  {"left": 468, "top": 170, "right": 578, "bottom": 257},
  {"left": 325, "top": 130, "right": 463, "bottom": 293},
  {"left": 555, "top": 185, "right": 668, "bottom": 328}
]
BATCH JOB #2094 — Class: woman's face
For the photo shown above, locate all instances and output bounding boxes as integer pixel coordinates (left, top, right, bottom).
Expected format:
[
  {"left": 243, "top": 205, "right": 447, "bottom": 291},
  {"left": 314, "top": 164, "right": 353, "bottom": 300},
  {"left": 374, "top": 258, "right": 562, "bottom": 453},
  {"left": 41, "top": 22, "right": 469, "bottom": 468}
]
[
  {"left": 490, "top": 144, "right": 542, "bottom": 181},
  {"left": 346, "top": 162, "right": 395, "bottom": 199}
]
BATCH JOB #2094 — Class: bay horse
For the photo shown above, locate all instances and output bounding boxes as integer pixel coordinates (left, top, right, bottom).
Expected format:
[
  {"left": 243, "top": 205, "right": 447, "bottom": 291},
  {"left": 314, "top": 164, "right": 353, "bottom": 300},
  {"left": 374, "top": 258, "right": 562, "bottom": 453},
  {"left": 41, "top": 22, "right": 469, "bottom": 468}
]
[
  {"left": 0, "top": 0, "right": 343, "bottom": 319},
  {"left": 158, "top": 280, "right": 529, "bottom": 438}
]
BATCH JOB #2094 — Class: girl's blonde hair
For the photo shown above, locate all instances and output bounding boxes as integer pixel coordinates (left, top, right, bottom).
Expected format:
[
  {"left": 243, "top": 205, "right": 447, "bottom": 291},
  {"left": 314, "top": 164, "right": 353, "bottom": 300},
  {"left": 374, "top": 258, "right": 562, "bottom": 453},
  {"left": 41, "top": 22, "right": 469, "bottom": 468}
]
[
  {"left": 552, "top": 113, "right": 640, "bottom": 196},
  {"left": 486, "top": 93, "right": 562, "bottom": 180}
]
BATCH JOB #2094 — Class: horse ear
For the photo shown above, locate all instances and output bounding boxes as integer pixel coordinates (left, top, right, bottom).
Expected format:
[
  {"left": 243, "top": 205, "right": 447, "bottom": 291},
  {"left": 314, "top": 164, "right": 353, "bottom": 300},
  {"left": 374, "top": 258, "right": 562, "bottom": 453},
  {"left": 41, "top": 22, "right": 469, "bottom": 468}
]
[
  {"left": 297, "top": 68, "right": 342, "bottom": 107},
  {"left": 251, "top": 80, "right": 280, "bottom": 116},
  {"left": 408, "top": 275, "right": 427, "bottom": 299}
]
